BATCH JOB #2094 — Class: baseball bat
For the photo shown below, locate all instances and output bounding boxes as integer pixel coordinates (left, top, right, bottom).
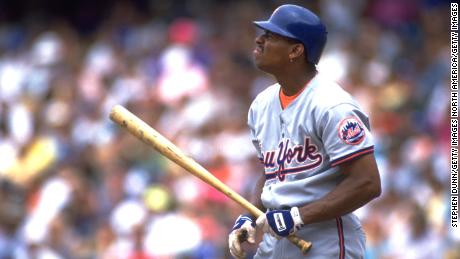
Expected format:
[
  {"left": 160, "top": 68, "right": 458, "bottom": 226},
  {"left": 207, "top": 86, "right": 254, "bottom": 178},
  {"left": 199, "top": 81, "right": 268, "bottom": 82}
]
[{"left": 109, "top": 105, "right": 312, "bottom": 254}]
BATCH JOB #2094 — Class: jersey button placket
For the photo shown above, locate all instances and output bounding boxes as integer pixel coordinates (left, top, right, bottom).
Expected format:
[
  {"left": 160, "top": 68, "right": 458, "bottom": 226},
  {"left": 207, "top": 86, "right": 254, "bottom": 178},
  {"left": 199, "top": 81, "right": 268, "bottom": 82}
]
[{"left": 280, "top": 117, "right": 285, "bottom": 138}]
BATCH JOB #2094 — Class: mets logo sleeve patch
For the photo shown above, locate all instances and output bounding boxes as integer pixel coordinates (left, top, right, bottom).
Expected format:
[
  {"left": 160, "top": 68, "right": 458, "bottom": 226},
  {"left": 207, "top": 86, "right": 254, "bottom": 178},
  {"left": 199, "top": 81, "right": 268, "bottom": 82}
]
[
  {"left": 318, "top": 103, "right": 375, "bottom": 167},
  {"left": 338, "top": 117, "right": 365, "bottom": 145}
]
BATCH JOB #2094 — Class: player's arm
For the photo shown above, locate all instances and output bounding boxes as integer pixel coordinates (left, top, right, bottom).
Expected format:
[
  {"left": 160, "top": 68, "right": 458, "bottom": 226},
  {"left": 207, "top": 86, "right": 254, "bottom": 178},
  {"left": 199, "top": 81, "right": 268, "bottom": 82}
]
[
  {"left": 298, "top": 152, "right": 381, "bottom": 224},
  {"left": 250, "top": 172, "right": 266, "bottom": 211},
  {"left": 295, "top": 105, "right": 381, "bottom": 224},
  {"left": 255, "top": 153, "right": 380, "bottom": 238},
  {"left": 247, "top": 106, "right": 266, "bottom": 213}
]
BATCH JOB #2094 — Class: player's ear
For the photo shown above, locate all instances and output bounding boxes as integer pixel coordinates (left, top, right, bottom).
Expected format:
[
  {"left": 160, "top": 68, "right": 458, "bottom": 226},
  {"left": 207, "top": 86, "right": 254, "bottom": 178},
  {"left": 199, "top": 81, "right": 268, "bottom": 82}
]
[{"left": 289, "top": 43, "right": 305, "bottom": 61}]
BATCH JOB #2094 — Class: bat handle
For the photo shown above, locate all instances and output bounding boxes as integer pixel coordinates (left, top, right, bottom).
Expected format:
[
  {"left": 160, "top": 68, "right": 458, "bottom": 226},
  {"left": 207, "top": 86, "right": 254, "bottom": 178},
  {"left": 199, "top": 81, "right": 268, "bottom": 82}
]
[{"left": 287, "top": 235, "right": 312, "bottom": 254}]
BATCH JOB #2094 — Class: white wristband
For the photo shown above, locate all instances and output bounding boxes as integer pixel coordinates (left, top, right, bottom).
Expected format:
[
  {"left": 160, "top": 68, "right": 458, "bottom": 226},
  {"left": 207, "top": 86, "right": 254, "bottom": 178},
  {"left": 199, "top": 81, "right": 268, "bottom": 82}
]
[{"left": 290, "top": 207, "right": 305, "bottom": 231}]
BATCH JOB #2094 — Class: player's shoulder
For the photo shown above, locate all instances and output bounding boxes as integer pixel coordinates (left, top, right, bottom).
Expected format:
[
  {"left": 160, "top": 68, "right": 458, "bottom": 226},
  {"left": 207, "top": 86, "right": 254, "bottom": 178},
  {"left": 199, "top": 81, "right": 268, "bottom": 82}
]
[
  {"left": 309, "top": 74, "right": 358, "bottom": 109},
  {"left": 249, "top": 83, "right": 279, "bottom": 110}
]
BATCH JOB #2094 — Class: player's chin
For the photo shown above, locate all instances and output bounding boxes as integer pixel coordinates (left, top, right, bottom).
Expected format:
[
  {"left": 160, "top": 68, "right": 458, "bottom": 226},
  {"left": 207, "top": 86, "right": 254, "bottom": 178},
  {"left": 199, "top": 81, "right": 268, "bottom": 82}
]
[
  {"left": 254, "top": 60, "right": 271, "bottom": 72},
  {"left": 253, "top": 56, "right": 267, "bottom": 69}
]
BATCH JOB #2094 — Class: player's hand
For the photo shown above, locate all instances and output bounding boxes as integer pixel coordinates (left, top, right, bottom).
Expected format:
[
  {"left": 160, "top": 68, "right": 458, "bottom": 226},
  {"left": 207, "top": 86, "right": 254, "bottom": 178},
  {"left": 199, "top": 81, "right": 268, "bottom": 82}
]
[
  {"left": 229, "top": 215, "right": 256, "bottom": 258},
  {"left": 256, "top": 207, "right": 304, "bottom": 239}
]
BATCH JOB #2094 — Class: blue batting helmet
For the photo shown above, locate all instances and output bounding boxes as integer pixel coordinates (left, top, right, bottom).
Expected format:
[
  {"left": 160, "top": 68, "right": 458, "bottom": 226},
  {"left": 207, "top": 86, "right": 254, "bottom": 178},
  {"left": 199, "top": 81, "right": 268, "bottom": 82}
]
[{"left": 254, "top": 4, "right": 327, "bottom": 65}]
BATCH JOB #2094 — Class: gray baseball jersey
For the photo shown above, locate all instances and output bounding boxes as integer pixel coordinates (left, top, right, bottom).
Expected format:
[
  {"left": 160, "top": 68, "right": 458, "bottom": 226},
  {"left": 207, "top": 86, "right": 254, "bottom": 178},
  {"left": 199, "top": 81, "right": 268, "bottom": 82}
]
[{"left": 248, "top": 74, "right": 374, "bottom": 258}]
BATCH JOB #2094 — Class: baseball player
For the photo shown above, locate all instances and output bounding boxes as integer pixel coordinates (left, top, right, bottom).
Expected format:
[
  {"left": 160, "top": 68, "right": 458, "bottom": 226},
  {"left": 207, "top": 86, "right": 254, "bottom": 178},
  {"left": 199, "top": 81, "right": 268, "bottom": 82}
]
[{"left": 228, "top": 4, "right": 381, "bottom": 259}]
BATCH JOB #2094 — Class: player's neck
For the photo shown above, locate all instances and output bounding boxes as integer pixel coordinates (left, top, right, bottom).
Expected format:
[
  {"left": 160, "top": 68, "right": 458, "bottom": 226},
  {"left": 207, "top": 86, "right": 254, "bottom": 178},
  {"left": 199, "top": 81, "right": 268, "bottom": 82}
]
[{"left": 276, "top": 70, "right": 317, "bottom": 96}]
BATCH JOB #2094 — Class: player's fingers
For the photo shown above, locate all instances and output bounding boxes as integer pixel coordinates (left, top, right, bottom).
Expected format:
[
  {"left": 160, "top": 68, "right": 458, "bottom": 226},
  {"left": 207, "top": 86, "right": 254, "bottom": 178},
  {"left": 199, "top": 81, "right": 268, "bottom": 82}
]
[
  {"left": 245, "top": 226, "right": 256, "bottom": 244},
  {"left": 229, "top": 234, "right": 238, "bottom": 257},
  {"left": 228, "top": 231, "right": 233, "bottom": 251},
  {"left": 255, "top": 214, "right": 266, "bottom": 228},
  {"left": 229, "top": 230, "right": 246, "bottom": 258},
  {"left": 263, "top": 222, "right": 280, "bottom": 239},
  {"left": 256, "top": 214, "right": 270, "bottom": 233},
  {"left": 237, "top": 229, "right": 248, "bottom": 242},
  {"left": 230, "top": 240, "right": 246, "bottom": 258},
  {"left": 256, "top": 215, "right": 281, "bottom": 239}
]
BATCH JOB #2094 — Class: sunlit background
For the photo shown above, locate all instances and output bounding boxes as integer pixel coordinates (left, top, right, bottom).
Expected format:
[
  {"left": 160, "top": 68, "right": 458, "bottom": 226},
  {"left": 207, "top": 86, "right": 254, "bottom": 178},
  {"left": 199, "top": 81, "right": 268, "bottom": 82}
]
[{"left": 0, "top": 0, "right": 456, "bottom": 258}]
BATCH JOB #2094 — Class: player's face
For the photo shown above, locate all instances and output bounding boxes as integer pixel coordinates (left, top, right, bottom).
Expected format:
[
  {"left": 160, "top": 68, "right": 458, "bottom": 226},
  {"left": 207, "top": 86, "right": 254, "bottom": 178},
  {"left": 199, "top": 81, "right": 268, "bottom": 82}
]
[{"left": 253, "top": 30, "right": 295, "bottom": 73}]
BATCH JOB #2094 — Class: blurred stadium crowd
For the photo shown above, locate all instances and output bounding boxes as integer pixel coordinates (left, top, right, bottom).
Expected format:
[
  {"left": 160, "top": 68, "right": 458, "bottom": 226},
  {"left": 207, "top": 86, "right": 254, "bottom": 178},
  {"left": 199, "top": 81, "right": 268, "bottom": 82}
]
[{"left": 0, "top": 0, "right": 456, "bottom": 258}]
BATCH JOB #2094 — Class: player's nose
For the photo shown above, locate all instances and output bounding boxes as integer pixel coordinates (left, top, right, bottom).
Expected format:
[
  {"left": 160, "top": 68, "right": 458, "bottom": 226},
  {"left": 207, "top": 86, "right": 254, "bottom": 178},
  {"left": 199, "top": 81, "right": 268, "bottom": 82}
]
[{"left": 255, "top": 34, "right": 264, "bottom": 45}]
